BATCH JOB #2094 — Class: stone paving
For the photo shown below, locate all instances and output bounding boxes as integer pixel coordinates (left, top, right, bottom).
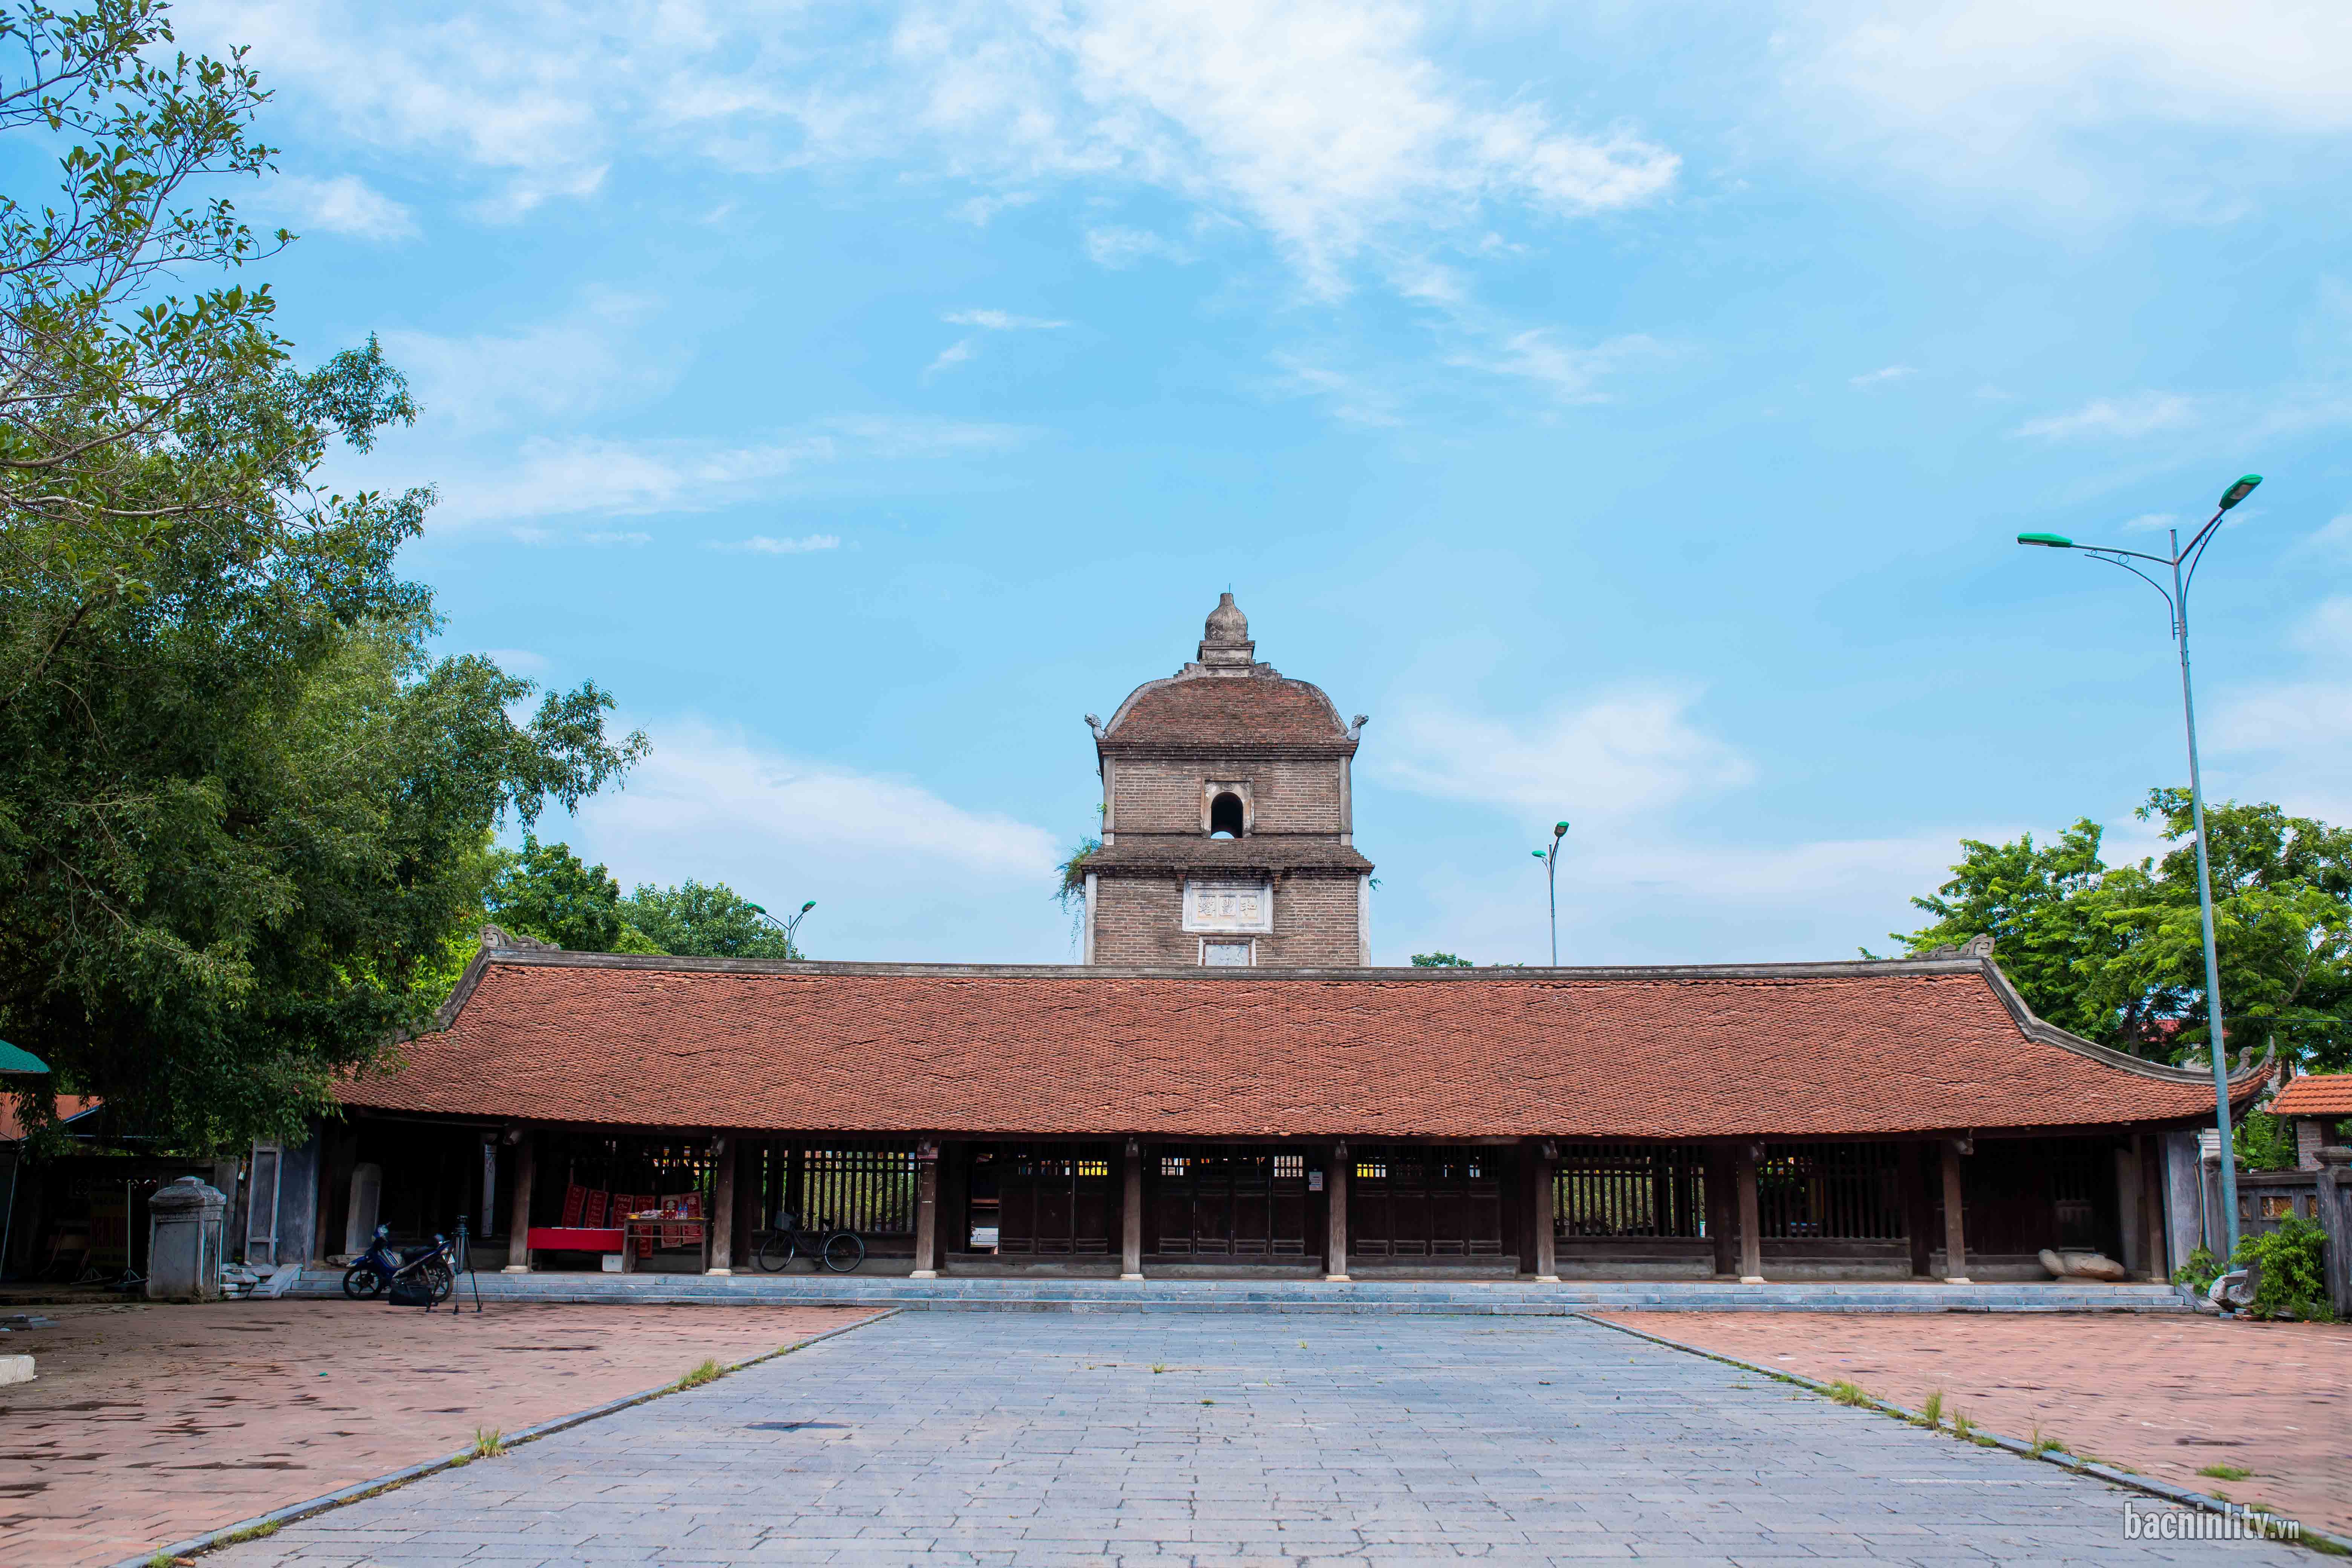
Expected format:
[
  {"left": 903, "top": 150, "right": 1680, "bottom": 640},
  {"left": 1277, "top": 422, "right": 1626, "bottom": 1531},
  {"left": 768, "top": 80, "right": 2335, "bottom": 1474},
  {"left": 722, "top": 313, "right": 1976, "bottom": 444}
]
[
  {"left": 1598, "top": 1309, "right": 2352, "bottom": 1540},
  {"left": 213, "top": 1312, "right": 2306, "bottom": 1566},
  {"left": 3, "top": 1298, "right": 875, "bottom": 1567}
]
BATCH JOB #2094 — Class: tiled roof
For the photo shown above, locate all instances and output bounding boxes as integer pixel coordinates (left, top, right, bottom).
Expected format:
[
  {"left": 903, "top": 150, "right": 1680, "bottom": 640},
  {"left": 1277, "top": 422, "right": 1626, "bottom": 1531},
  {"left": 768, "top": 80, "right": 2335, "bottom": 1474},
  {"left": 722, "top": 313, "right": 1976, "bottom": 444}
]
[
  {"left": 0, "top": 1094, "right": 101, "bottom": 1142},
  {"left": 1085, "top": 838, "right": 1374, "bottom": 874},
  {"left": 1101, "top": 670, "right": 1351, "bottom": 750},
  {"left": 2272, "top": 1074, "right": 2352, "bottom": 1118},
  {"left": 341, "top": 954, "right": 2267, "bottom": 1140}
]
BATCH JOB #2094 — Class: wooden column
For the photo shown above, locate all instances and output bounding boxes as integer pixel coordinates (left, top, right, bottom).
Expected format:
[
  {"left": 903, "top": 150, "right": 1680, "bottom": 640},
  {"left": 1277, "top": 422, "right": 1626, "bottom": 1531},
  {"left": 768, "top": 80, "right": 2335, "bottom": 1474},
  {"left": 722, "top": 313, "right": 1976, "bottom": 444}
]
[
  {"left": 1531, "top": 1143, "right": 1558, "bottom": 1282},
  {"left": 911, "top": 1141, "right": 940, "bottom": 1279},
  {"left": 2137, "top": 1135, "right": 2169, "bottom": 1282},
  {"left": 707, "top": 1135, "right": 735, "bottom": 1275},
  {"left": 1734, "top": 1141, "right": 1764, "bottom": 1283},
  {"left": 1940, "top": 1138, "right": 1971, "bottom": 1283},
  {"left": 731, "top": 1140, "right": 758, "bottom": 1268},
  {"left": 1325, "top": 1143, "right": 1350, "bottom": 1281},
  {"left": 502, "top": 1130, "right": 534, "bottom": 1272},
  {"left": 1901, "top": 1142, "right": 1934, "bottom": 1277},
  {"left": 1120, "top": 1141, "right": 1144, "bottom": 1280},
  {"left": 1704, "top": 1144, "right": 1736, "bottom": 1277}
]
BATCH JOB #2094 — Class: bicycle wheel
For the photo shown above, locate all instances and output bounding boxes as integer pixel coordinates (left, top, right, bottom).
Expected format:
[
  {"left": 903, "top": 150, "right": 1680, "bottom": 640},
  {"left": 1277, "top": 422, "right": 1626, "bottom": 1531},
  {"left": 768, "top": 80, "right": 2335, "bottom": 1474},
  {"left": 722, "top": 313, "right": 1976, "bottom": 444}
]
[
  {"left": 342, "top": 1262, "right": 385, "bottom": 1299},
  {"left": 420, "top": 1260, "right": 455, "bottom": 1302},
  {"left": 756, "top": 1231, "right": 795, "bottom": 1272},
  {"left": 820, "top": 1231, "right": 865, "bottom": 1273}
]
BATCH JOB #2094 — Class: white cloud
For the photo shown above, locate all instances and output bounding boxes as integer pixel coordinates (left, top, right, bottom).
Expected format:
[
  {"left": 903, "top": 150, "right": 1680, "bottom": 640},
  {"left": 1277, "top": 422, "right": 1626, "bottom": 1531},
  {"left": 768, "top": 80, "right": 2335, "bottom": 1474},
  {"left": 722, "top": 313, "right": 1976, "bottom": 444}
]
[
  {"left": 477, "top": 646, "right": 550, "bottom": 674},
  {"left": 199, "top": 0, "right": 1675, "bottom": 292},
  {"left": 1849, "top": 364, "right": 1914, "bottom": 388},
  {"left": 942, "top": 309, "right": 1067, "bottom": 331},
  {"left": 563, "top": 718, "right": 1066, "bottom": 960},
  {"left": 1083, "top": 225, "right": 1189, "bottom": 268},
  {"left": 1269, "top": 353, "right": 1403, "bottom": 428},
  {"left": 710, "top": 534, "right": 842, "bottom": 554},
  {"left": 274, "top": 172, "right": 418, "bottom": 239},
  {"left": 1381, "top": 689, "right": 1755, "bottom": 820},
  {"left": 382, "top": 292, "right": 680, "bottom": 430},
  {"left": 2300, "top": 513, "right": 2352, "bottom": 559},
  {"left": 1450, "top": 330, "right": 1666, "bottom": 403},
  {"left": 923, "top": 339, "right": 978, "bottom": 378},
  {"left": 2121, "top": 512, "right": 2179, "bottom": 533},
  {"left": 2013, "top": 392, "right": 2195, "bottom": 440}
]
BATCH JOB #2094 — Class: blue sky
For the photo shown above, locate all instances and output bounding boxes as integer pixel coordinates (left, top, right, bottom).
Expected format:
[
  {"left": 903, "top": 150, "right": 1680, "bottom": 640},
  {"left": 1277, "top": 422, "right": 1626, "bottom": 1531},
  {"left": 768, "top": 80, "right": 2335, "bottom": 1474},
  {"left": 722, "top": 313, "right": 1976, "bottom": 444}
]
[{"left": 181, "top": 0, "right": 2352, "bottom": 965}]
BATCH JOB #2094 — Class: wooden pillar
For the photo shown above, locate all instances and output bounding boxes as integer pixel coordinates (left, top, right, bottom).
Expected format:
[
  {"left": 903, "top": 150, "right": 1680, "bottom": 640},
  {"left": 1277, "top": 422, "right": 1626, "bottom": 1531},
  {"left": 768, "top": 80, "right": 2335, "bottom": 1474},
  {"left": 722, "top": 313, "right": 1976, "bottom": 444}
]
[
  {"left": 502, "top": 1130, "right": 534, "bottom": 1272},
  {"left": 1734, "top": 1141, "right": 1764, "bottom": 1283},
  {"left": 911, "top": 1140, "right": 940, "bottom": 1279},
  {"left": 1705, "top": 1144, "right": 1736, "bottom": 1277},
  {"left": 708, "top": 1135, "right": 735, "bottom": 1275},
  {"left": 2137, "top": 1135, "right": 2169, "bottom": 1282},
  {"left": 1941, "top": 1138, "right": 1971, "bottom": 1283},
  {"left": 731, "top": 1140, "right": 758, "bottom": 1268},
  {"left": 1120, "top": 1141, "right": 1144, "bottom": 1280},
  {"left": 2316, "top": 1148, "right": 2352, "bottom": 1319},
  {"left": 1902, "top": 1142, "right": 1934, "bottom": 1278},
  {"left": 1531, "top": 1143, "right": 1558, "bottom": 1282},
  {"left": 1325, "top": 1142, "right": 1350, "bottom": 1281}
]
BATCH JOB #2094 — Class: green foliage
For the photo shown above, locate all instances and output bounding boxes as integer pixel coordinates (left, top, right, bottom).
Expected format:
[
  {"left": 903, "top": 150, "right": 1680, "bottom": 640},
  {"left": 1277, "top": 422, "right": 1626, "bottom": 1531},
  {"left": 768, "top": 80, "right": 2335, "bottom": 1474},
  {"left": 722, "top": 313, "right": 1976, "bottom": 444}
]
[
  {"left": 1903, "top": 791, "right": 2352, "bottom": 1067},
  {"left": 2172, "top": 1245, "right": 2224, "bottom": 1292},
  {"left": 2231, "top": 1216, "right": 2336, "bottom": 1321},
  {"left": 1410, "top": 952, "right": 1475, "bottom": 968},
  {"left": 1921, "top": 1389, "right": 1943, "bottom": 1427},
  {"left": 0, "top": 2, "right": 648, "bottom": 1150},
  {"left": 1825, "top": 1380, "right": 1870, "bottom": 1406},
  {"left": 2233, "top": 1109, "right": 2298, "bottom": 1172},
  {"left": 486, "top": 837, "right": 633, "bottom": 952},
  {"left": 2199, "top": 1463, "right": 2253, "bottom": 1482},
  {"left": 620, "top": 879, "right": 799, "bottom": 960},
  {"left": 1054, "top": 837, "right": 1098, "bottom": 910},
  {"left": 672, "top": 1357, "right": 722, "bottom": 1391}
]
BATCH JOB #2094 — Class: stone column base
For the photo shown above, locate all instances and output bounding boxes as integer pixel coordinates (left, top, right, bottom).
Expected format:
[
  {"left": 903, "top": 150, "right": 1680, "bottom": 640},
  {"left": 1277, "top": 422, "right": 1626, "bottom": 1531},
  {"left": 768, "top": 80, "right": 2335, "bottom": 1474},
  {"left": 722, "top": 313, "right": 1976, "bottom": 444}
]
[
  {"left": 1535, "top": 1274, "right": 1560, "bottom": 1284},
  {"left": 909, "top": 1269, "right": 939, "bottom": 1280},
  {"left": 1738, "top": 1274, "right": 1766, "bottom": 1285},
  {"left": 1119, "top": 1272, "right": 1144, "bottom": 1282},
  {"left": 501, "top": 1265, "right": 530, "bottom": 1274},
  {"left": 1324, "top": 1273, "right": 1350, "bottom": 1283},
  {"left": 705, "top": 1267, "right": 732, "bottom": 1277},
  {"left": 1944, "top": 1276, "right": 1972, "bottom": 1285}
]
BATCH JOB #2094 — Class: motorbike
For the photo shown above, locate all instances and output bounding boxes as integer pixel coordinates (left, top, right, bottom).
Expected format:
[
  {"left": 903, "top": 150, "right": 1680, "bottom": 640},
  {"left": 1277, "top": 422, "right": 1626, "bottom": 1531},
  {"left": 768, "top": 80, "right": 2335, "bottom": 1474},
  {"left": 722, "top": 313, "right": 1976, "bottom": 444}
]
[{"left": 341, "top": 1223, "right": 455, "bottom": 1304}]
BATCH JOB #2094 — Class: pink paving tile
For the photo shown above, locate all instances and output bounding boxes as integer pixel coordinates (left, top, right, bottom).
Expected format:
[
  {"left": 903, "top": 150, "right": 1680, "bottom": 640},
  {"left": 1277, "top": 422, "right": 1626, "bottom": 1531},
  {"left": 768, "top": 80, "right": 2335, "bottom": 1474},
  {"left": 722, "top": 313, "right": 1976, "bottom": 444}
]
[
  {"left": 0, "top": 1297, "right": 879, "bottom": 1567},
  {"left": 1597, "top": 1310, "right": 2351, "bottom": 1537}
]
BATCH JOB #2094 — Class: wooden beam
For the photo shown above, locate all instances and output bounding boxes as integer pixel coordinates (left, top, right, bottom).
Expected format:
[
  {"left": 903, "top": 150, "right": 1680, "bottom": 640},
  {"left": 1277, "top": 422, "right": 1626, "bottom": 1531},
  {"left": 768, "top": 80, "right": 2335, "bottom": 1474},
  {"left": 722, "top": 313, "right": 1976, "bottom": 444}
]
[
  {"left": 1531, "top": 1144, "right": 1558, "bottom": 1282},
  {"left": 2138, "top": 1134, "right": 2169, "bottom": 1283},
  {"left": 708, "top": 1135, "right": 735, "bottom": 1275},
  {"left": 1325, "top": 1143, "right": 1350, "bottom": 1281},
  {"left": 1120, "top": 1141, "right": 1144, "bottom": 1280},
  {"left": 1941, "top": 1139, "right": 1971, "bottom": 1283},
  {"left": 1734, "top": 1141, "right": 1763, "bottom": 1283},
  {"left": 911, "top": 1141, "right": 940, "bottom": 1279},
  {"left": 502, "top": 1130, "right": 533, "bottom": 1273}
]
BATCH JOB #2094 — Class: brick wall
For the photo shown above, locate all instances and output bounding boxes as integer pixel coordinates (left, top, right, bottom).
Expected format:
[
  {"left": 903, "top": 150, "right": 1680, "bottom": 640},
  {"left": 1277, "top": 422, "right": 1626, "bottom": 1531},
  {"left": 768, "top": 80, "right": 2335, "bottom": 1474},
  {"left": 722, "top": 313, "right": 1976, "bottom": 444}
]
[
  {"left": 1094, "top": 873, "right": 1363, "bottom": 967},
  {"left": 1110, "top": 756, "right": 1346, "bottom": 835}
]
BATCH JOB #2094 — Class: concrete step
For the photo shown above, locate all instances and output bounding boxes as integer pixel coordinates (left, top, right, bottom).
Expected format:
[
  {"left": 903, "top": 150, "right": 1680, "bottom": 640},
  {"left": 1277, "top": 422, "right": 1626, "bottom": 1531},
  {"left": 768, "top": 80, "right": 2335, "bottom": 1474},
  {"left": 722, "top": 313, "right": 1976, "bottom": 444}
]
[{"left": 286, "top": 1271, "right": 2192, "bottom": 1314}]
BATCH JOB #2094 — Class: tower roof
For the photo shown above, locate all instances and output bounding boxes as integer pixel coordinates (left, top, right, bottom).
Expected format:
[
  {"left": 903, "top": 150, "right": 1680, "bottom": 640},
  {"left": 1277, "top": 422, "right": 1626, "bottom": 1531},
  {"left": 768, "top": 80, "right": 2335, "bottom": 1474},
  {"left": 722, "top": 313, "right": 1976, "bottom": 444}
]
[{"left": 1094, "top": 595, "right": 1360, "bottom": 754}]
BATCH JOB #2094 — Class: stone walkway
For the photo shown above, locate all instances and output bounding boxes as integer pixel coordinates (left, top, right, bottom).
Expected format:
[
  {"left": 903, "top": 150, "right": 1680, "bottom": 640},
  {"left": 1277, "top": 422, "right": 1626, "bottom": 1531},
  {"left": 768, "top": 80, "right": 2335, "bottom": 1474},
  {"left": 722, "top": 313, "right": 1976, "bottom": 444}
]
[
  {"left": 214, "top": 1312, "right": 2305, "bottom": 1565},
  {"left": 2, "top": 1298, "right": 874, "bottom": 1566},
  {"left": 1597, "top": 1309, "right": 2352, "bottom": 1540}
]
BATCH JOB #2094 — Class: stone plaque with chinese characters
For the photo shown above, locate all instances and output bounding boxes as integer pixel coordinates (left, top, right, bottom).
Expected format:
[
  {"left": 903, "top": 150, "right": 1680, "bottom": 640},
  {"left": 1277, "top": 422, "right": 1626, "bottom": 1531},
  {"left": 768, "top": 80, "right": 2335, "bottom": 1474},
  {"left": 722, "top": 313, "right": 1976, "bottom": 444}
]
[
  {"left": 1200, "top": 940, "right": 1254, "bottom": 966},
  {"left": 1183, "top": 879, "right": 1273, "bottom": 934}
]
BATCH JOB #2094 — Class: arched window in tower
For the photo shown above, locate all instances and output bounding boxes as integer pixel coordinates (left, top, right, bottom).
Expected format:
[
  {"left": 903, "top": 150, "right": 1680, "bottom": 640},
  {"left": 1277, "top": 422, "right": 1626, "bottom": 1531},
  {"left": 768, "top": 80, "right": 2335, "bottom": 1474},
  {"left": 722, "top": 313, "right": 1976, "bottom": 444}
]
[{"left": 1209, "top": 791, "right": 1246, "bottom": 838}]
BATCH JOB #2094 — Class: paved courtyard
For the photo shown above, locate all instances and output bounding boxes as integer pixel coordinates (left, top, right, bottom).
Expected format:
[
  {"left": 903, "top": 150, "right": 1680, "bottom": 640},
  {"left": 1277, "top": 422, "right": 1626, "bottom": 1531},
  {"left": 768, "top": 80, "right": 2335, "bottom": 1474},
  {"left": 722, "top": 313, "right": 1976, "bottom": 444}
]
[
  {"left": 214, "top": 1312, "right": 2308, "bottom": 1566},
  {"left": 2, "top": 1298, "right": 875, "bottom": 1566},
  {"left": 1599, "top": 1309, "right": 2352, "bottom": 1539}
]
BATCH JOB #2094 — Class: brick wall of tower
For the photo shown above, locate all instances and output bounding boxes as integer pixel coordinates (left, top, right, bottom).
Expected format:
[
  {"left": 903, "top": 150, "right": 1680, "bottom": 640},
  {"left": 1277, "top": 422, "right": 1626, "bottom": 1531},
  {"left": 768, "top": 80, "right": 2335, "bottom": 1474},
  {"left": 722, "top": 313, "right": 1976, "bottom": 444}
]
[
  {"left": 1109, "top": 756, "right": 1346, "bottom": 835},
  {"left": 1092, "top": 872, "right": 1363, "bottom": 967}
]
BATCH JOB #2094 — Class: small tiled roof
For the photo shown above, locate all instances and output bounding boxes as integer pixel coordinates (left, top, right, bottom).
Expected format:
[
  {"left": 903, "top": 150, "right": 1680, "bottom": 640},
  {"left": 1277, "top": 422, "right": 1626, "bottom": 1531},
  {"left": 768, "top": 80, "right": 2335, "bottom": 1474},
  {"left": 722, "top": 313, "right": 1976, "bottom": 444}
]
[
  {"left": 341, "top": 952, "right": 2268, "bottom": 1141},
  {"left": 1101, "top": 669, "right": 1352, "bottom": 751},
  {"left": 1084, "top": 838, "right": 1374, "bottom": 875},
  {"left": 0, "top": 1094, "right": 101, "bottom": 1142},
  {"left": 2272, "top": 1074, "right": 2352, "bottom": 1118}
]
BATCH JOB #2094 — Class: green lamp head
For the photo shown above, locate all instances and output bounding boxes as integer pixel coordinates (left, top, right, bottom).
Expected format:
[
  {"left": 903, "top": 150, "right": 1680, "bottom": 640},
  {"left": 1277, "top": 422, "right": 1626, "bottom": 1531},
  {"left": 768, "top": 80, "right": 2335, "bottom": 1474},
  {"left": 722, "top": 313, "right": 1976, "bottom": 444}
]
[
  {"left": 1531, "top": 850, "right": 1547, "bottom": 861},
  {"left": 2017, "top": 532, "right": 2073, "bottom": 548},
  {"left": 801, "top": 900, "right": 816, "bottom": 913},
  {"left": 2219, "top": 474, "right": 2261, "bottom": 511},
  {"left": 1553, "top": 821, "right": 1570, "bottom": 838}
]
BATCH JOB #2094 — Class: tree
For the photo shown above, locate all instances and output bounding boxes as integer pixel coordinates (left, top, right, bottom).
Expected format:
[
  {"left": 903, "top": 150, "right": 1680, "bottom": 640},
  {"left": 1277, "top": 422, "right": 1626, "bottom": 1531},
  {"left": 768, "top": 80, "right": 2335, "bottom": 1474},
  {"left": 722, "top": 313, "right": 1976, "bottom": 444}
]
[
  {"left": 1902, "top": 791, "right": 2352, "bottom": 1072},
  {"left": 621, "top": 880, "right": 802, "bottom": 960},
  {"left": 1410, "top": 952, "right": 1474, "bottom": 968},
  {"left": 485, "top": 838, "right": 662, "bottom": 955},
  {"left": 0, "top": 1, "right": 647, "bottom": 1150}
]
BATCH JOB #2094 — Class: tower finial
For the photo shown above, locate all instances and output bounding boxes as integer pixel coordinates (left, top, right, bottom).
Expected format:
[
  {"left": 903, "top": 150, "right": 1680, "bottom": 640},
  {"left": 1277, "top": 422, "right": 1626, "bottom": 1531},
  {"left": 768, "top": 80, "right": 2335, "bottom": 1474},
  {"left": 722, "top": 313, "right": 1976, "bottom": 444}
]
[{"left": 1198, "top": 592, "right": 1255, "bottom": 668}]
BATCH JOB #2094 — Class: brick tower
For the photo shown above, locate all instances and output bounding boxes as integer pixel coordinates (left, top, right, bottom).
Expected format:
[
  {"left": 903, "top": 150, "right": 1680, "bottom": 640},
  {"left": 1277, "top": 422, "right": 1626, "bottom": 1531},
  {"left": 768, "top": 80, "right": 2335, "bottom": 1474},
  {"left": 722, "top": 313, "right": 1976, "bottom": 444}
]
[{"left": 1080, "top": 594, "right": 1372, "bottom": 966}]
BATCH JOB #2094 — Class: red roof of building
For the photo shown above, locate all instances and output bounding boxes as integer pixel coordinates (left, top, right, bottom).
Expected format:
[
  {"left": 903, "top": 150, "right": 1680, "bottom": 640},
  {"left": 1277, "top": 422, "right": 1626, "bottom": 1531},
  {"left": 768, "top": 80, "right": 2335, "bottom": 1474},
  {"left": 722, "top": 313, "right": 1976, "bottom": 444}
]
[
  {"left": 2272, "top": 1074, "right": 2352, "bottom": 1118},
  {"left": 0, "top": 1094, "right": 101, "bottom": 1142},
  {"left": 340, "top": 951, "right": 2268, "bottom": 1140},
  {"left": 1101, "top": 670, "right": 1352, "bottom": 751}
]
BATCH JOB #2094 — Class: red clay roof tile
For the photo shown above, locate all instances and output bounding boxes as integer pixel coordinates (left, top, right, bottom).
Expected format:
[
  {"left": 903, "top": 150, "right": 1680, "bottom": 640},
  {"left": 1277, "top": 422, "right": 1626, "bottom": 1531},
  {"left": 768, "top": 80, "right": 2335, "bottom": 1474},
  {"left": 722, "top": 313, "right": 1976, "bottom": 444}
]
[
  {"left": 340, "top": 957, "right": 2262, "bottom": 1140},
  {"left": 2272, "top": 1074, "right": 2352, "bottom": 1118}
]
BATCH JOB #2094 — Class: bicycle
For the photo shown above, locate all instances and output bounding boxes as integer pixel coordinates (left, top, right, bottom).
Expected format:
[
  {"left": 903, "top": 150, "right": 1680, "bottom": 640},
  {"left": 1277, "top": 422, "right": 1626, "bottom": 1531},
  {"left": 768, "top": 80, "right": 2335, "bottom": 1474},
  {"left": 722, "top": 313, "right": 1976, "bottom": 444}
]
[{"left": 755, "top": 1210, "right": 865, "bottom": 1273}]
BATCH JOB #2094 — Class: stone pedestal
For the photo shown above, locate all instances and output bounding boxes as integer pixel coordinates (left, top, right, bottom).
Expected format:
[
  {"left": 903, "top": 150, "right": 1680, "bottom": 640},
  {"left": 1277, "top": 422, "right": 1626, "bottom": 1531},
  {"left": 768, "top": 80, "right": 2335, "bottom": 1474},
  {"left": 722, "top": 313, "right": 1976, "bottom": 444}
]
[{"left": 147, "top": 1176, "right": 227, "bottom": 1301}]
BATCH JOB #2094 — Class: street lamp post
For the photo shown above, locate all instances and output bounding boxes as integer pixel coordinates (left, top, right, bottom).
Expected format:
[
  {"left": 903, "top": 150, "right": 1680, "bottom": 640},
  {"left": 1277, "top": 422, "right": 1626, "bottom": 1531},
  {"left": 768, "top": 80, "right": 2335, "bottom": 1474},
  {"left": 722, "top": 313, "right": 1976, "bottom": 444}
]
[
  {"left": 1530, "top": 821, "right": 1569, "bottom": 966},
  {"left": 2017, "top": 472, "right": 2261, "bottom": 1259},
  {"left": 748, "top": 898, "right": 818, "bottom": 960}
]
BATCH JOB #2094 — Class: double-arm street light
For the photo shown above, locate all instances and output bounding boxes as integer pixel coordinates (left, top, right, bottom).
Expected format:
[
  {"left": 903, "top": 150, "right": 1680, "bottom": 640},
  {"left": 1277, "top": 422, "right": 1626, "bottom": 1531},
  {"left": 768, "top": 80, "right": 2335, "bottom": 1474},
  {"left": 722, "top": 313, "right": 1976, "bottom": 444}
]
[
  {"left": 2017, "top": 472, "right": 2260, "bottom": 1258},
  {"left": 749, "top": 898, "right": 818, "bottom": 960},
  {"left": 1531, "top": 821, "right": 1570, "bottom": 966}
]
